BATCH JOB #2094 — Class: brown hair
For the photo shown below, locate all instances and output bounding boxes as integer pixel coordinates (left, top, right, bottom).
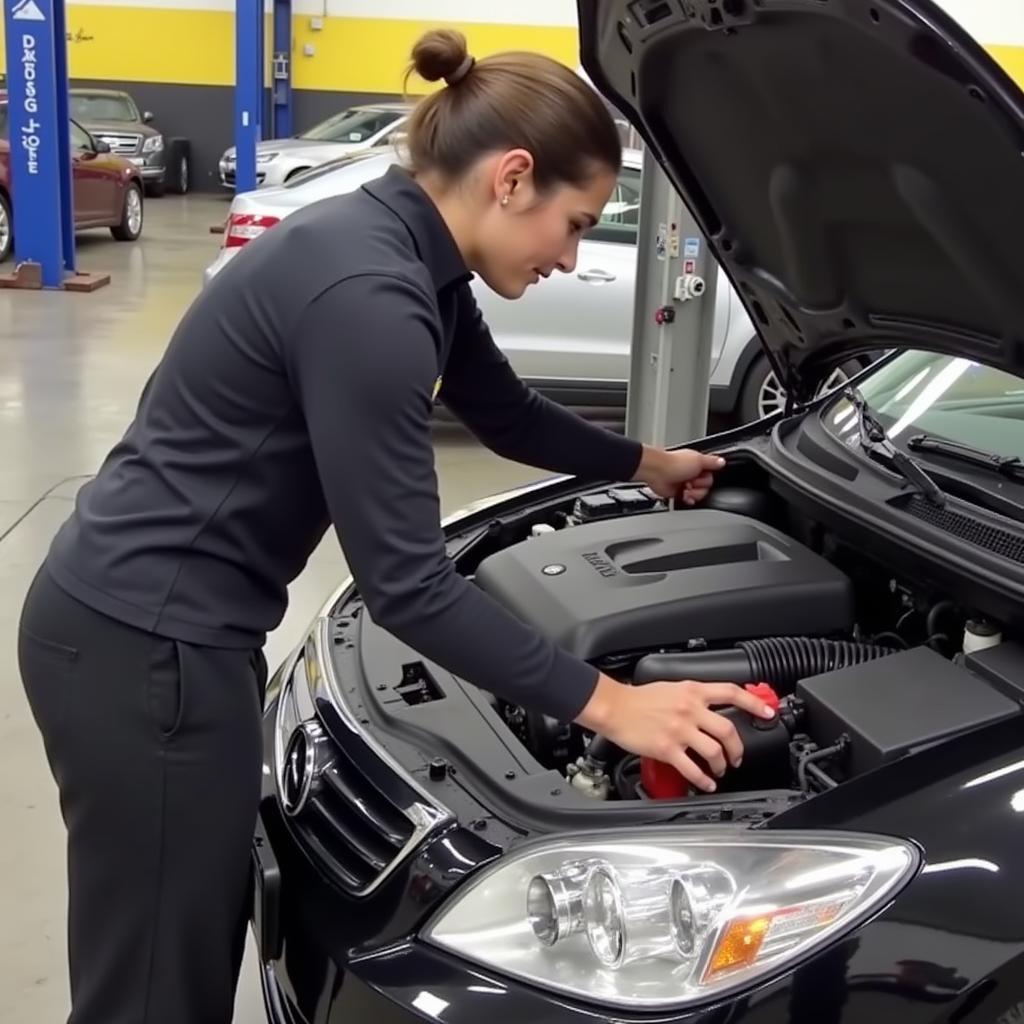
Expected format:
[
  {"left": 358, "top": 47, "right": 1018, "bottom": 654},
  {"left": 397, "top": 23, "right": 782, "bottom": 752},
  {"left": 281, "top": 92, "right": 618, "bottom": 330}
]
[{"left": 403, "top": 28, "right": 621, "bottom": 193}]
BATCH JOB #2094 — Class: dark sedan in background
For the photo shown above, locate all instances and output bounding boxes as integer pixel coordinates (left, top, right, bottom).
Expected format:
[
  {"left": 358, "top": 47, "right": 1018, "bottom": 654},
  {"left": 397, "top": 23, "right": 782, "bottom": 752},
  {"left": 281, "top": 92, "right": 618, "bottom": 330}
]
[
  {"left": 0, "top": 98, "right": 145, "bottom": 263},
  {"left": 70, "top": 88, "right": 191, "bottom": 197}
]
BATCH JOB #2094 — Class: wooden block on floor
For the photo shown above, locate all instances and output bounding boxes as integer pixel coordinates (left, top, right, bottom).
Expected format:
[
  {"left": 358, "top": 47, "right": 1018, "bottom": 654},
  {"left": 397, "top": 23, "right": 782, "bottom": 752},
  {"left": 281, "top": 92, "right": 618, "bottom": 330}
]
[
  {"left": 0, "top": 264, "right": 111, "bottom": 292},
  {"left": 63, "top": 271, "right": 112, "bottom": 293},
  {"left": 0, "top": 262, "right": 44, "bottom": 289}
]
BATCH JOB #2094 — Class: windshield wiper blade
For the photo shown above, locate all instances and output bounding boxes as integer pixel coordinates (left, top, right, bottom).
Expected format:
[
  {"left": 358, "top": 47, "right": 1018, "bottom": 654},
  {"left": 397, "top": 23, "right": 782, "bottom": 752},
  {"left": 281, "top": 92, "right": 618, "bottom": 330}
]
[
  {"left": 907, "top": 434, "right": 1024, "bottom": 481},
  {"left": 844, "top": 388, "right": 946, "bottom": 507}
]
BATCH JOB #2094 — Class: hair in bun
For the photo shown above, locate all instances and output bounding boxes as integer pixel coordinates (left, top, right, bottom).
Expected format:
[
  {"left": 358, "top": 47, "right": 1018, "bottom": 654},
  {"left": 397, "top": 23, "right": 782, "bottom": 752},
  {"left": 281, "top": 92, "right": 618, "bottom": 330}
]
[
  {"left": 410, "top": 28, "right": 475, "bottom": 86},
  {"left": 403, "top": 28, "right": 622, "bottom": 192}
]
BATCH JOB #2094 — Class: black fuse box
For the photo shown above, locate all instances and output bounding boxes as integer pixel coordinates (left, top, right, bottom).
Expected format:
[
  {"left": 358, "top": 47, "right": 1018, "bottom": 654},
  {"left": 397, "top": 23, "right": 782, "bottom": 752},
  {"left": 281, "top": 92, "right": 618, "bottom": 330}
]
[
  {"left": 965, "top": 642, "right": 1024, "bottom": 705},
  {"left": 796, "top": 646, "right": 1021, "bottom": 777},
  {"left": 608, "top": 487, "right": 659, "bottom": 513},
  {"left": 574, "top": 493, "right": 619, "bottom": 521}
]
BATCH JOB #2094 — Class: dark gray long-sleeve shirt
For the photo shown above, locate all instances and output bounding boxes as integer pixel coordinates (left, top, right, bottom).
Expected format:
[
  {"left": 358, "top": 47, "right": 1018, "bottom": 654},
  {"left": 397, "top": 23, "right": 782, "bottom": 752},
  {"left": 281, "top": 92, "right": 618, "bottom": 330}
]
[{"left": 47, "top": 165, "right": 643, "bottom": 721}]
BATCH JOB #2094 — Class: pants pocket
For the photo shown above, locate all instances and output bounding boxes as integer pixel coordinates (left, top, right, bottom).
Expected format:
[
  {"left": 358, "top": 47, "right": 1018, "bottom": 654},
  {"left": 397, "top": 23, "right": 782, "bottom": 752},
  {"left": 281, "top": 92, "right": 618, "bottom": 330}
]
[
  {"left": 18, "top": 625, "right": 79, "bottom": 662},
  {"left": 18, "top": 625, "right": 80, "bottom": 746},
  {"left": 148, "top": 638, "right": 186, "bottom": 740}
]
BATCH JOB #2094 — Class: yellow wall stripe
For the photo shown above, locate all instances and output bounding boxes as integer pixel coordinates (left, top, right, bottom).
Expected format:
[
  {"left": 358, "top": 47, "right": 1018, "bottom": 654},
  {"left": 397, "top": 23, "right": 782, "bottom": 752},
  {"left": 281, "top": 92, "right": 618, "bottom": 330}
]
[
  {"left": 986, "top": 44, "right": 1024, "bottom": 92},
  {"left": 292, "top": 18, "right": 579, "bottom": 92},
  {"left": 0, "top": 11, "right": 1021, "bottom": 95},
  {"left": 0, "top": 12, "right": 577, "bottom": 88}
]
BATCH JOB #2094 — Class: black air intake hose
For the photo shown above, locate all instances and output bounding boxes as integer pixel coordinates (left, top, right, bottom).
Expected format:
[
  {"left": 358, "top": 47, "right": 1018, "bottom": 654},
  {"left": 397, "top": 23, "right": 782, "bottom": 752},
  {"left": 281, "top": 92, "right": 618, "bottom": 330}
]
[{"left": 633, "top": 637, "right": 895, "bottom": 690}]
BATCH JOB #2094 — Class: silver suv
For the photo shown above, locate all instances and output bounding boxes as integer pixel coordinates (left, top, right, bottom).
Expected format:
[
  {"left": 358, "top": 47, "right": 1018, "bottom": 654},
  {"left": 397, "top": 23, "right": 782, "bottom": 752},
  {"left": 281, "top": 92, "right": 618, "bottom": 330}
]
[{"left": 204, "top": 150, "right": 857, "bottom": 421}]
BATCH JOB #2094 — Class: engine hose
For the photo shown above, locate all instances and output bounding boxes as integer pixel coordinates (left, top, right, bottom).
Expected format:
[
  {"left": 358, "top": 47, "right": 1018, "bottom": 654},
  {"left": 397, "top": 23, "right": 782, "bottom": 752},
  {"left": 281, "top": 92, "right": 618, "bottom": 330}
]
[
  {"left": 634, "top": 636, "right": 896, "bottom": 689},
  {"left": 586, "top": 733, "right": 621, "bottom": 765},
  {"left": 927, "top": 600, "right": 956, "bottom": 641},
  {"left": 614, "top": 755, "right": 643, "bottom": 801}
]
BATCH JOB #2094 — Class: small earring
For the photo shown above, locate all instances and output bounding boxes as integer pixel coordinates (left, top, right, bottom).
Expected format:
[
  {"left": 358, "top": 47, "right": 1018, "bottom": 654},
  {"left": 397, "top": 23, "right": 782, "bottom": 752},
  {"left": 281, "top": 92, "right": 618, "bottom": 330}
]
[{"left": 501, "top": 194, "right": 510, "bottom": 207}]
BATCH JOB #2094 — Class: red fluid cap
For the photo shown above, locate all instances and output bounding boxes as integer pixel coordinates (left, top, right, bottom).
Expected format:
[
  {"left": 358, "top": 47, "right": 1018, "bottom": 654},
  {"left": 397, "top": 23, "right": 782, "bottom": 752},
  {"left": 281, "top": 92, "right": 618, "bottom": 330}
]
[
  {"left": 745, "top": 682, "right": 781, "bottom": 712},
  {"left": 641, "top": 756, "right": 689, "bottom": 800}
]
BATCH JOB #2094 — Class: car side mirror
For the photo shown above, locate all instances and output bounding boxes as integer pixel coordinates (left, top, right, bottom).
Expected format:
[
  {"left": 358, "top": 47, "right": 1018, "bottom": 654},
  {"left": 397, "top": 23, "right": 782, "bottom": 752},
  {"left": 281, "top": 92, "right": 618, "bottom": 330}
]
[
  {"left": 143, "top": 111, "right": 154, "bottom": 123},
  {"left": 94, "top": 138, "right": 112, "bottom": 154}
]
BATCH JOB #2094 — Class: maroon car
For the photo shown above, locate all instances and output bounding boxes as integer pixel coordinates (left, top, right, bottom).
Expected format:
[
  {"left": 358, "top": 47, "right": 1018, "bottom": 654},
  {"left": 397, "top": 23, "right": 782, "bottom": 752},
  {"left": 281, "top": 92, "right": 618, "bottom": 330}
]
[{"left": 0, "top": 98, "right": 145, "bottom": 263}]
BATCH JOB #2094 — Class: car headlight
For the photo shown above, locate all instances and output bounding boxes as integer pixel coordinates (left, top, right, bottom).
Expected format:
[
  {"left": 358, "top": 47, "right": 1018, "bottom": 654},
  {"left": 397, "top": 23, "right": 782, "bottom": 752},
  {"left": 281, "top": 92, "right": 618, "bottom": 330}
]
[
  {"left": 256, "top": 152, "right": 279, "bottom": 164},
  {"left": 422, "top": 830, "right": 918, "bottom": 1010},
  {"left": 142, "top": 135, "right": 164, "bottom": 153}
]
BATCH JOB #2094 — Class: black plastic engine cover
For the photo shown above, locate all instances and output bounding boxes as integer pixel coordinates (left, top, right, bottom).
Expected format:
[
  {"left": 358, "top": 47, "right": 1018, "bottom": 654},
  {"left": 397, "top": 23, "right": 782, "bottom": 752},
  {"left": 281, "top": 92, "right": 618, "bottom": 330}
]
[{"left": 474, "top": 510, "right": 854, "bottom": 660}]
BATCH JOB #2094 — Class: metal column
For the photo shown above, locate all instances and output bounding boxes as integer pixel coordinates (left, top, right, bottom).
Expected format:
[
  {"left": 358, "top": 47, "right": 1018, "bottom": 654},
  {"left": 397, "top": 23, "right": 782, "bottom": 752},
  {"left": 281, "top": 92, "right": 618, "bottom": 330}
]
[
  {"left": 234, "top": 0, "right": 264, "bottom": 194},
  {"left": 625, "top": 149, "right": 718, "bottom": 448},
  {"left": 271, "top": 0, "right": 292, "bottom": 139},
  {"left": 4, "top": 0, "right": 75, "bottom": 287}
]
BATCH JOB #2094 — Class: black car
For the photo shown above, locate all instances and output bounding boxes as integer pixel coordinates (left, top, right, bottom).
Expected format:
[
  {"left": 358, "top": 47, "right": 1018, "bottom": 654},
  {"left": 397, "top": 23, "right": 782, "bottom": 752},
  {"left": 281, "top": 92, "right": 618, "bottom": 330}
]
[
  {"left": 69, "top": 88, "right": 191, "bottom": 197},
  {"left": 251, "top": 2, "right": 1024, "bottom": 1021}
]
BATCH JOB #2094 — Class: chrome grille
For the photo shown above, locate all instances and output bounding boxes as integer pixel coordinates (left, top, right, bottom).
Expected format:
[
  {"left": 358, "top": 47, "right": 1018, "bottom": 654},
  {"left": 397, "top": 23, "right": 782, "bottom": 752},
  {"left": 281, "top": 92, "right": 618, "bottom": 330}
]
[
  {"left": 275, "top": 618, "right": 450, "bottom": 897},
  {"left": 97, "top": 132, "right": 142, "bottom": 156},
  {"left": 297, "top": 744, "right": 416, "bottom": 892}
]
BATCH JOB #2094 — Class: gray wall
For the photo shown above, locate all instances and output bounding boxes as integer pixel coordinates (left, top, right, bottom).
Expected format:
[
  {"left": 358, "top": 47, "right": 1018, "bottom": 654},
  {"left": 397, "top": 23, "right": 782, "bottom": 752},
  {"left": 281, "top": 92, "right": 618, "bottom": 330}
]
[{"left": 71, "top": 80, "right": 397, "bottom": 192}]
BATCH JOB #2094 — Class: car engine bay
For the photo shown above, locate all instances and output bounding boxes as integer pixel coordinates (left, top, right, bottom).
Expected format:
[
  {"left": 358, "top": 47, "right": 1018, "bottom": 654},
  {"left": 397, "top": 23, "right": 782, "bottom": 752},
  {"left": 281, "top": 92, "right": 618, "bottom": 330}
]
[{"left": 455, "top": 465, "right": 1024, "bottom": 807}]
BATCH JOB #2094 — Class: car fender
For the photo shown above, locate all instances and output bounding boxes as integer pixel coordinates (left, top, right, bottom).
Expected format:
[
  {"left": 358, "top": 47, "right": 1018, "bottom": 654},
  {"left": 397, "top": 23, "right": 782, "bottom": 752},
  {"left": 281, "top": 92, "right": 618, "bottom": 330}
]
[{"left": 767, "top": 714, "right": 1024, "bottom": 1008}]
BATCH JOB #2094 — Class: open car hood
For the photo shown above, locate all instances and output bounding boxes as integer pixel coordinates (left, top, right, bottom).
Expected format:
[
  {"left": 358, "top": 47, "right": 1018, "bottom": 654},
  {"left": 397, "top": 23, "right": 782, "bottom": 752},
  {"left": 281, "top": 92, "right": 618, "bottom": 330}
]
[{"left": 578, "top": 0, "right": 1024, "bottom": 398}]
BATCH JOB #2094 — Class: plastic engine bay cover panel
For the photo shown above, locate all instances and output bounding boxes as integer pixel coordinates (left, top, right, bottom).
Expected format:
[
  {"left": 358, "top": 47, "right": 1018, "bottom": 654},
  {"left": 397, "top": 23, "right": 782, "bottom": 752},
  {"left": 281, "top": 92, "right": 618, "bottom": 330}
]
[{"left": 474, "top": 510, "right": 854, "bottom": 660}]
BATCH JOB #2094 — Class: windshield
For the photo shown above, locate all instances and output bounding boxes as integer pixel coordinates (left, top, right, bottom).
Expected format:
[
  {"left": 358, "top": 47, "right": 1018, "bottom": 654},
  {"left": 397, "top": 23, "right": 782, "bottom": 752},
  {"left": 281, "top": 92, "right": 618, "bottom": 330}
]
[
  {"left": 825, "top": 352, "right": 1024, "bottom": 461},
  {"left": 70, "top": 93, "right": 139, "bottom": 123},
  {"left": 300, "top": 108, "right": 402, "bottom": 144}
]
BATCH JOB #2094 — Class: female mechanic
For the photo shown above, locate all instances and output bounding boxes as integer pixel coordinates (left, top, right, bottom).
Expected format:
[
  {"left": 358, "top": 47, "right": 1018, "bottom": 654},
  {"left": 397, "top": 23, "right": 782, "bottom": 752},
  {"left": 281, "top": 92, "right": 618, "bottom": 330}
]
[{"left": 18, "top": 28, "right": 774, "bottom": 1024}]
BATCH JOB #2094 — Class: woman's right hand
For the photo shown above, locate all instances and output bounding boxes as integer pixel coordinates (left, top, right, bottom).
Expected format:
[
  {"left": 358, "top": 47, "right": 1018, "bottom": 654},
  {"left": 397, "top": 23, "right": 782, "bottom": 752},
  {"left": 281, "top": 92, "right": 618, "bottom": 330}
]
[{"left": 575, "top": 673, "right": 776, "bottom": 793}]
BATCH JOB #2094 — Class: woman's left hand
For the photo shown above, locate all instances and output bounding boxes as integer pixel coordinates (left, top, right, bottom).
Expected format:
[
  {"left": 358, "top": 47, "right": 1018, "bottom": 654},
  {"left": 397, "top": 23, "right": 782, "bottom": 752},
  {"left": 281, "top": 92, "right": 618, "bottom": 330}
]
[{"left": 633, "top": 446, "right": 726, "bottom": 506}]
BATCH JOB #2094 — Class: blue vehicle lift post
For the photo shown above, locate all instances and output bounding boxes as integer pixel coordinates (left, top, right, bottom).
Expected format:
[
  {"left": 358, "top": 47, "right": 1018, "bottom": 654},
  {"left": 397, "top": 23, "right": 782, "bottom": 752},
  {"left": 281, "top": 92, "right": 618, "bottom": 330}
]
[
  {"left": 2, "top": 0, "right": 75, "bottom": 288},
  {"left": 272, "top": 0, "right": 292, "bottom": 139},
  {"left": 234, "top": 0, "right": 264, "bottom": 194}
]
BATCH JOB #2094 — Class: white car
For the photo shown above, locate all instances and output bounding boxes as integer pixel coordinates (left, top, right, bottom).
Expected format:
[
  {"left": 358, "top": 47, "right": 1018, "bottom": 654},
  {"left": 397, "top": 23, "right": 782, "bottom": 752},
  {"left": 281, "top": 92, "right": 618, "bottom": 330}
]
[
  {"left": 218, "top": 104, "right": 410, "bottom": 190},
  {"left": 206, "top": 149, "right": 860, "bottom": 420}
]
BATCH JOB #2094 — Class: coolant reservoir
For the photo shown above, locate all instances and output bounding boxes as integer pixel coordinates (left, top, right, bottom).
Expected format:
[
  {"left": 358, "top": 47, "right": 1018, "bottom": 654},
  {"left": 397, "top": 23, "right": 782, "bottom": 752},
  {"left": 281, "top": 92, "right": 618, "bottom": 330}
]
[
  {"left": 640, "top": 684, "right": 784, "bottom": 799},
  {"left": 964, "top": 620, "right": 1003, "bottom": 655}
]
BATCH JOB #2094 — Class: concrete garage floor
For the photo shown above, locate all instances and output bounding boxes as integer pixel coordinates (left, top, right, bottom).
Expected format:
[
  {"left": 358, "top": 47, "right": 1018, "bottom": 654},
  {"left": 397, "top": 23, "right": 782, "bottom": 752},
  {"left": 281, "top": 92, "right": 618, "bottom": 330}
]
[{"left": 0, "top": 194, "right": 561, "bottom": 1023}]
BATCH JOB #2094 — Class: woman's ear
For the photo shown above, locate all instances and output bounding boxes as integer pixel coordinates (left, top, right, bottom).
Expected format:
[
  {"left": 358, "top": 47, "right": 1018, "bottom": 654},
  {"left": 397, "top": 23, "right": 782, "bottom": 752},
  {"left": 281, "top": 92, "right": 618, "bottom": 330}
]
[{"left": 493, "top": 149, "right": 535, "bottom": 206}]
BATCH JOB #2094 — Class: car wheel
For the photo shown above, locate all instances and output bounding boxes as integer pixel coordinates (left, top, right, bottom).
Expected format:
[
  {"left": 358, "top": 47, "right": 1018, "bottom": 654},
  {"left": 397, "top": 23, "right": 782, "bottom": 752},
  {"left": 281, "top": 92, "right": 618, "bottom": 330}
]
[
  {"left": 739, "top": 354, "right": 860, "bottom": 423},
  {"left": 111, "top": 182, "right": 144, "bottom": 242},
  {"left": 171, "top": 154, "right": 190, "bottom": 195},
  {"left": 0, "top": 191, "right": 12, "bottom": 263}
]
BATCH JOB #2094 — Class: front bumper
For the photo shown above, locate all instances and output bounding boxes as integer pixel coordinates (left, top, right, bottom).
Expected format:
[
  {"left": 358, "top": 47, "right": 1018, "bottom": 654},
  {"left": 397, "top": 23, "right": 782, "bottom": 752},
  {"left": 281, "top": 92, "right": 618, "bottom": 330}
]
[
  {"left": 219, "top": 158, "right": 284, "bottom": 189},
  {"left": 127, "top": 156, "right": 166, "bottom": 181},
  {"left": 220, "top": 167, "right": 268, "bottom": 189}
]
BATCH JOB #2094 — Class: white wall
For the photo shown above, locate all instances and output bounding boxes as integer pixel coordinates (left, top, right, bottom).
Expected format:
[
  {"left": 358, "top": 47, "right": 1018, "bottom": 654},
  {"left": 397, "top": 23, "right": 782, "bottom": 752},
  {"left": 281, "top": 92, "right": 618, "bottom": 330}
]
[{"left": 935, "top": 0, "right": 1024, "bottom": 46}]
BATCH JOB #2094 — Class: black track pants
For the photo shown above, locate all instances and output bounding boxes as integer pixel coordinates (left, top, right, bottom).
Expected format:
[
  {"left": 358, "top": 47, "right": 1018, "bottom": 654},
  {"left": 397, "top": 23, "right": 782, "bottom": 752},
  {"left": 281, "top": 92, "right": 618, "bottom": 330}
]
[{"left": 18, "top": 565, "right": 267, "bottom": 1024}]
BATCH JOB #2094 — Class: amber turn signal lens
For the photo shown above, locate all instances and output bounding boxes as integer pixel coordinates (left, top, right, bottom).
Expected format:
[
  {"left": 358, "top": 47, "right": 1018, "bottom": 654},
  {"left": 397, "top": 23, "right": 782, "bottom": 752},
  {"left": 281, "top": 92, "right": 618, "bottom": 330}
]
[{"left": 705, "top": 916, "right": 771, "bottom": 978}]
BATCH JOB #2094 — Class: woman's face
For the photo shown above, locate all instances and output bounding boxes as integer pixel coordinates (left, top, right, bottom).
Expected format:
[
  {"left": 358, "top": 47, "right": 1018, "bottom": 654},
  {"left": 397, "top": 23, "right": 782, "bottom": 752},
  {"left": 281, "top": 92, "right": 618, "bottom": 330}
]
[{"left": 472, "top": 160, "right": 618, "bottom": 301}]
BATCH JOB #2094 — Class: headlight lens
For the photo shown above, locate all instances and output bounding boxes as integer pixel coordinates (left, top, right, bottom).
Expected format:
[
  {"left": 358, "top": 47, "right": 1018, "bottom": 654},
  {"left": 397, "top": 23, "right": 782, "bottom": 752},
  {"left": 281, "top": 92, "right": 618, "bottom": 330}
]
[
  {"left": 142, "top": 135, "right": 164, "bottom": 153},
  {"left": 256, "top": 151, "right": 280, "bottom": 164},
  {"left": 422, "top": 830, "right": 918, "bottom": 1010}
]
